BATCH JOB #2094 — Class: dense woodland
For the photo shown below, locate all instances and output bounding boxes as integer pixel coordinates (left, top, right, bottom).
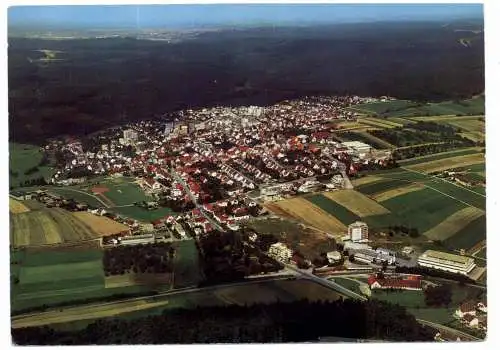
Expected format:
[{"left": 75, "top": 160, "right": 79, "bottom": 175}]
[
  {"left": 11, "top": 299, "right": 435, "bottom": 344},
  {"left": 9, "top": 20, "right": 484, "bottom": 144}
]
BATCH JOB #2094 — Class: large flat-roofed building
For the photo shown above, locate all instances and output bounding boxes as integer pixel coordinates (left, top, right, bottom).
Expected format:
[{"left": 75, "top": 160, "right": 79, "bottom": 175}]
[
  {"left": 417, "top": 250, "right": 476, "bottom": 275},
  {"left": 119, "top": 233, "right": 155, "bottom": 246}
]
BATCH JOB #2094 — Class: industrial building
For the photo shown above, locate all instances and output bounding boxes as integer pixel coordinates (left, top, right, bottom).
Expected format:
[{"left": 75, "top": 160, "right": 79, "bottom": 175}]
[
  {"left": 119, "top": 233, "right": 155, "bottom": 246},
  {"left": 417, "top": 250, "right": 476, "bottom": 275},
  {"left": 348, "top": 221, "right": 369, "bottom": 242},
  {"left": 354, "top": 249, "right": 396, "bottom": 265}
]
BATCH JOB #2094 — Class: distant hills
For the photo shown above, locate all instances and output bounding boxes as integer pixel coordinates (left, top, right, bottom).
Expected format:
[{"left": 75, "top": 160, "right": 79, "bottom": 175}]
[{"left": 8, "top": 21, "right": 484, "bottom": 144}]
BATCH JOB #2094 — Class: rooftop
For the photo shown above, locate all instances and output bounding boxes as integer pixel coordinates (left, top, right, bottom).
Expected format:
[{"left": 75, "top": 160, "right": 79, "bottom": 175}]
[{"left": 420, "top": 250, "right": 474, "bottom": 265}]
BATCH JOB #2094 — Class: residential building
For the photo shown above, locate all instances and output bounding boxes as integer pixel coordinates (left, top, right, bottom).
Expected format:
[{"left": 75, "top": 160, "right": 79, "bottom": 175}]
[
  {"left": 455, "top": 301, "right": 477, "bottom": 318},
  {"left": 268, "top": 242, "right": 293, "bottom": 263},
  {"left": 477, "top": 301, "right": 487, "bottom": 313},
  {"left": 348, "top": 221, "right": 369, "bottom": 242},
  {"left": 326, "top": 251, "right": 342, "bottom": 264},
  {"left": 417, "top": 250, "right": 476, "bottom": 275},
  {"left": 123, "top": 129, "right": 138, "bottom": 145},
  {"left": 367, "top": 274, "right": 422, "bottom": 290}
]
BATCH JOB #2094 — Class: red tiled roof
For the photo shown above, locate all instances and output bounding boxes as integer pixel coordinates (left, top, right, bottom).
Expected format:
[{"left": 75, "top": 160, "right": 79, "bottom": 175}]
[
  {"left": 368, "top": 275, "right": 422, "bottom": 289},
  {"left": 460, "top": 301, "right": 477, "bottom": 313}
]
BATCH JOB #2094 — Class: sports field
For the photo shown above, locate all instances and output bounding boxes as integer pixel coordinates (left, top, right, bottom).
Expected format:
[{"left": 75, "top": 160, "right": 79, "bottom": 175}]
[
  {"left": 272, "top": 197, "right": 346, "bottom": 234},
  {"left": 9, "top": 198, "right": 30, "bottom": 214},
  {"left": 323, "top": 190, "right": 390, "bottom": 217}
]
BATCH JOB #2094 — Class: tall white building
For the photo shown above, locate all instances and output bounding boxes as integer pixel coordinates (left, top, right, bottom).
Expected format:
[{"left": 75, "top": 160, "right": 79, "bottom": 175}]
[
  {"left": 417, "top": 250, "right": 476, "bottom": 275},
  {"left": 268, "top": 242, "right": 293, "bottom": 263},
  {"left": 348, "top": 221, "right": 369, "bottom": 242},
  {"left": 123, "top": 129, "right": 138, "bottom": 145}
]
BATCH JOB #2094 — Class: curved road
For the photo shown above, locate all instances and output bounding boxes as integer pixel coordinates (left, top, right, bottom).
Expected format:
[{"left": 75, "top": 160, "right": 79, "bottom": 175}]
[{"left": 417, "top": 319, "right": 481, "bottom": 341}]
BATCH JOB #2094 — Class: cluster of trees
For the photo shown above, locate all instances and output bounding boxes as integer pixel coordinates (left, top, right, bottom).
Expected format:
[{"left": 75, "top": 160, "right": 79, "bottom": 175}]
[
  {"left": 409, "top": 121, "right": 458, "bottom": 136},
  {"left": 393, "top": 141, "right": 475, "bottom": 160},
  {"left": 385, "top": 225, "right": 419, "bottom": 238},
  {"left": 15, "top": 176, "right": 48, "bottom": 188},
  {"left": 199, "top": 231, "right": 281, "bottom": 285},
  {"left": 424, "top": 284, "right": 452, "bottom": 307},
  {"left": 102, "top": 242, "right": 174, "bottom": 276},
  {"left": 24, "top": 165, "right": 40, "bottom": 176},
  {"left": 157, "top": 195, "right": 195, "bottom": 212},
  {"left": 11, "top": 299, "right": 435, "bottom": 344}
]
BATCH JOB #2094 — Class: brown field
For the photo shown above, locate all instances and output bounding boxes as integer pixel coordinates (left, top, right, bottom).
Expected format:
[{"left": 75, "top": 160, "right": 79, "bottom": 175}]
[
  {"left": 404, "top": 153, "right": 485, "bottom": 173},
  {"left": 9, "top": 198, "right": 30, "bottom": 214},
  {"left": 11, "top": 299, "right": 171, "bottom": 329},
  {"left": 262, "top": 202, "right": 296, "bottom": 220},
  {"left": 423, "top": 207, "right": 485, "bottom": 241},
  {"left": 323, "top": 190, "right": 390, "bottom": 217},
  {"left": 10, "top": 208, "right": 123, "bottom": 248},
  {"left": 25, "top": 240, "right": 101, "bottom": 253},
  {"left": 104, "top": 273, "right": 172, "bottom": 289},
  {"left": 371, "top": 183, "right": 425, "bottom": 202},
  {"left": 72, "top": 212, "right": 130, "bottom": 236},
  {"left": 91, "top": 186, "right": 109, "bottom": 194},
  {"left": 352, "top": 175, "right": 385, "bottom": 187},
  {"left": 273, "top": 197, "right": 346, "bottom": 233}
]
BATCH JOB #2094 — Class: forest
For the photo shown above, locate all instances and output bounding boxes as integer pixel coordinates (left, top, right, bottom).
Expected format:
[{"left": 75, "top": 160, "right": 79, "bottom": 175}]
[
  {"left": 11, "top": 298, "right": 435, "bottom": 344},
  {"left": 9, "top": 20, "right": 484, "bottom": 144}
]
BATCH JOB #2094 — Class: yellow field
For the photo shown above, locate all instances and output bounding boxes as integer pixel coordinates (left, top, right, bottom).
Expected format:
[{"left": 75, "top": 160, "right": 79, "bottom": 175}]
[
  {"left": 104, "top": 273, "right": 171, "bottom": 288},
  {"left": 9, "top": 198, "right": 30, "bottom": 214},
  {"left": 445, "top": 119, "right": 485, "bottom": 133},
  {"left": 273, "top": 197, "right": 346, "bottom": 233},
  {"left": 404, "top": 153, "right": 485, "bottom": 173},
  {"left": 359, "top": 117, "right": 402, "bottom": 128},
  {"left": 335, "top": 121, "right": 365, "bottom": 129},
  {"left": 72, "top": 212, "right": 130, "bottom": 236},
  {"left": 352, "top": 175, "right": 385, "bottom": 187},
  {"left": 11, "top": 299, "right": 171, "bottom": 328},
  {"left": 323, "top": 190, "right": 390, "bottom": 217},
  {"left": 460, "top": 131, "right": 484, "bottom": 143},
  {"left": 423, "top": 207, "right": 485, "bottom": 241},
  {"left": 371, "top": 183, "right": 425, "bottom": 202}
]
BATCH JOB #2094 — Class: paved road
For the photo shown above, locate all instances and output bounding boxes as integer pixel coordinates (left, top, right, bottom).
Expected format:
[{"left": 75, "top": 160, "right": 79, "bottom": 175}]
[
  {"left": 49, "top": 188, "right": 111, "bottom": 208},
  {"left": 417, "top": 319, "right": 481, "bottom": 341},
  {"left": 170, "top": 168, "right": 225, "bottom": 231}
]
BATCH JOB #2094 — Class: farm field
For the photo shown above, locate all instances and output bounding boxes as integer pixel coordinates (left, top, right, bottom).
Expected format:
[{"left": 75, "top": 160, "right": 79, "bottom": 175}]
[
  {"left": 9, "top": 143, "right": 55, "bottom": 188},
  {"left": 443, "top": 215, "right": 486, "bottom": 251},
  {"left": 351, "top": 130, "right": 395, "bottom": 148},
  {"left": 403, "top": 153, "right": 485, "bottom": 173},
  {"left": 272, "top": 197, "right": 346, "bottom": 234},
  {"left": 9, "top": 198, "right": 30, "bottom": 214},
  {"left": 249, "top": 218, "right": 335, "bottom": 260},
  {"left": 358, "top": 117, "right": 403, "bottom": 128},
  {"left": 10, "top": 207, "right": 130, "bottom": 248},
  {"left": 10, "top": 208, "right": 99, "bottom": 247},
  {"left": 379, "top": 187, "right": 467, "bottom": 233},
  {"left": 398, "top": 148, "right": 482, "bottom": 166},
  {"left": 356, "top": 177, "right": 411, "bottom": 196},
  {"left": 423, "top": 207, "right": 484, "bottom": 241},
  {"left": 371, "top": 183, "right": 425, "bottom": 202},
  {"left": 104, "top": 273, "right": 172, "bottom": 289},
  {"left": 323, "top": 190, "right": 390, "bottom": 217},
  {"left": 15, "top": 279, "right": 342, "bottom": 329},
  {"left": 49, "top": 187, "right": 107, "bottom": 208},
  {"left": 351, "top": 175, "right": 385, "bottom": 187},
  {"left": 305, "top": 194, "right": 359, "bottom": 227},
  {"left": 72, "top": 212, "right": 130, "bottom": 236},
  {"left": 371, "top": 290, "right": 425, "bottom": 308}
]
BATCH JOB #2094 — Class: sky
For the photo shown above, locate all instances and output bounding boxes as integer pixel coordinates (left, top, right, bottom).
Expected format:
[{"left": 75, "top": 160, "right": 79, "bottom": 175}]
[{"left": 8, "top": 4, "right": 483, "bottom": 29}]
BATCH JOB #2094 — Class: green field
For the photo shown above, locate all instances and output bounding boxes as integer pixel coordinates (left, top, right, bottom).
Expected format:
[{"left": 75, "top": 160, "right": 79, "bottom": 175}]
[
  {"left": 443, "top": 215, "right": 486, "bottom": 250},
  {"left": 9, "top": 143, "right": 55, "bottom": 188},
  {"left": 306, "top": 194, "right": 360, "bottom": 225},
  {"left": 356, "top": 178, "right": 410, "bottom": 195},
  {"left": 351, "top": 97, "right": 484, "bottom": 118},
  {"left": 332, "top": 278, "right": 361, "bottom": 293},
  {"left": 379, "top": 187, "right": 467, "bottom": 233},
  {"left": 110, "top": 206, "right": 175, "bottom": 222},
  {"left": 398, "top": 148, "right": 481, "bottom": 166},
  {"left": 172, "top": 240, "right": 203, "bottom": 288},
  {"left": 371, "top": 290, "right": 425, "bottom": 308},
  {"left": 99, "top": 177, "right": 153, "bottom": 206}
]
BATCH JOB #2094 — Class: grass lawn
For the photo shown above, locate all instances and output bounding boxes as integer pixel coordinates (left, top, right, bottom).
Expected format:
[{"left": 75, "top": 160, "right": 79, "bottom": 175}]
[
  {"left": 371, "top": 290, "right": 425, "bottom": 308},
  {"left": 110, "top": 206, "right": 175, "bottom": 222},
  {"left": 9, "top": 143, "right": 55, "bottom": 188},
  {"left": 306, "top": 194, "right": 360, "bottom": 225},
  {"left": 408, "top": 307, "right": 455, "bottom": 324},
  {"left": 332, "top": 278, "right": 360, "bottom": 293}
]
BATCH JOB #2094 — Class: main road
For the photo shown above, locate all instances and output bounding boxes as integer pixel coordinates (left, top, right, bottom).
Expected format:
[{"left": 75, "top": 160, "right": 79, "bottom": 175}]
[{"left": 416, "top": 319, "right": 481, "bottom": 341}]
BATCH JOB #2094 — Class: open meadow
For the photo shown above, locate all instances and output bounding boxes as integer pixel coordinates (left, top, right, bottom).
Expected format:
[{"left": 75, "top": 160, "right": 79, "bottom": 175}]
[{"left": 9, "top": 143, "right": 55, "bottom": 188}]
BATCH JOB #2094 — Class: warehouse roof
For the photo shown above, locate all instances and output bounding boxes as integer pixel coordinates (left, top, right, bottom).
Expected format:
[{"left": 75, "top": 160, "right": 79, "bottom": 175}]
[{"left": 419, "top": 250, "right": 474, "bottom": 265}]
